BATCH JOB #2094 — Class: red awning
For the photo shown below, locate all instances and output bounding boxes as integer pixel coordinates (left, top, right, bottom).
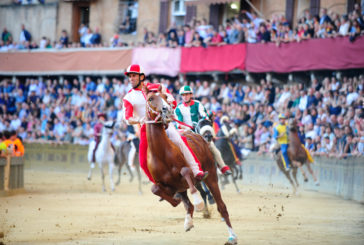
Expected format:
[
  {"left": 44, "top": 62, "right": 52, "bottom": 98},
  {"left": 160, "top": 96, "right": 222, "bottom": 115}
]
[{"left": 185, "top": 0, "right": 236, "bottom": 5}]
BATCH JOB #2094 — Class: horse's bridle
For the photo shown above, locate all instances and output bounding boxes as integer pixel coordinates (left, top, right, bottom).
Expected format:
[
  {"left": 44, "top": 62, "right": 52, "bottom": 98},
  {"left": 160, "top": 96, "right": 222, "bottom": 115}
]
[{"left": 145, "top": 93, "right": 173, "bottom": 126}]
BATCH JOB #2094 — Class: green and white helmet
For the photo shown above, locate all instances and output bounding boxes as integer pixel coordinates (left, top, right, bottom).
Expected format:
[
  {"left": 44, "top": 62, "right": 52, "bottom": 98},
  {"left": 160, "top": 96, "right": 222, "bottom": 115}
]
[{"left": 179, "top": 85, "right": 193, "bottom": 95}]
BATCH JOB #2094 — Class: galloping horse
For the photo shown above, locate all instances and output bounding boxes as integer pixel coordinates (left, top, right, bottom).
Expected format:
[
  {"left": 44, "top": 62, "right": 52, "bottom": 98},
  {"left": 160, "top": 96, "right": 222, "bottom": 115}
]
[
  {"left": 214, "top": 130, "right": 242, "bottom": 193},
  {"left": 87, "top": 121, "right": 116, "bottom": 192},
  {"left": 115, "top": 140, "right": 142, "bottom": 194},
  {"left": 143, "top": 86, "right": 237, "bottom": 245},
  {"left": 197, "top": 118, "right": 242, "bottom": 193},
  {"left": 274, "top": 119, "right": 318, "bottom": 193}
]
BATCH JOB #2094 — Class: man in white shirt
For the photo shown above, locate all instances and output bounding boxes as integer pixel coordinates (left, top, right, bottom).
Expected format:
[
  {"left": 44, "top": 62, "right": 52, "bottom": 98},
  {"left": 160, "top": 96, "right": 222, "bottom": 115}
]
[{"left": 346, "top": 85, "right": 359, "bottom": 106}]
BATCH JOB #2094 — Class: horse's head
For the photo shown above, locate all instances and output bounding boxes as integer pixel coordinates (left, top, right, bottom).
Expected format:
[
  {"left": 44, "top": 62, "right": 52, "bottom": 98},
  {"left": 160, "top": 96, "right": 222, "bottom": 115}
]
[
  {"left": 143, "top": 84, "right": 174, "bottom": 124},
  {"left": 102, "top": 121, "right": 115, "bottom": 136},
  {"left": 288, "top": 118, "right": 298, "bottom": 132}
]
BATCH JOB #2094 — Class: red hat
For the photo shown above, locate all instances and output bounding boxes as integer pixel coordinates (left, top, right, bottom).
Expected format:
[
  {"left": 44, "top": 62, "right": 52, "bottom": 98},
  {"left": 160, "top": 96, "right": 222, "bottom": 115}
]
[
  {"left": 147, "top": 83, "right": 161, "bottom": 92},
  {"left": 124, "top": 64, "right": 145, "bottom": 76},
  {"left": 97, "top": 113, "right": 106, "bottom": 118}
]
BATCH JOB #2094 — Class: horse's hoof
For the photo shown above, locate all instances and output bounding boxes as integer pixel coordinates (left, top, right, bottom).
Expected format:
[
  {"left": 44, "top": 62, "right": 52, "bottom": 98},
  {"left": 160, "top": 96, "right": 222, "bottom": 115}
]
[
  {"left": 208, "top": 197, "right": 215, "bottom": 205},
  {"left": 185, "top": 224, "right": 194, "bottom": 232},
  {"left": 115, "top": 181, "right": 120, "bottom": 186},
  {"left": 203, "top": 210, "right": 211, "bottom": 219},
  {"left": 87, "top": 177, "right": 91, "bottom": 181},
  {"left": 304, "top": 178, "right": 308, "bottom": 182},
  {"left": 315, "top": 180, "right": 320, "bottom": 186},
  {"left": 225, "top": 236, "right": 238, "bottom": 245}
]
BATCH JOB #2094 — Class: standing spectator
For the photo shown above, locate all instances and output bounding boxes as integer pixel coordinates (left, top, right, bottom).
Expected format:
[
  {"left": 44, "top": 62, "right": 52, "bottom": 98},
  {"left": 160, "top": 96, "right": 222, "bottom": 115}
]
[
  {"left": 319, "top": 8, "right": 332, "bottom": 25},
  {"left": 19, "top": 24, "right": 31, "bottom": 44},
  {"left": 338, "top": 15, "right": 350, "bottom": 36},
  {"left": 59, "top": 30, "right": 69, "bottom": 47},
  {"left": 79, "top": 23, "right": 88, "bottom": 47},
  {"left": 2, "top": 28, "right": 12, "bottom": 44},
  {"left": 91, "top": 27, "right": 102, "bottom": 45}
]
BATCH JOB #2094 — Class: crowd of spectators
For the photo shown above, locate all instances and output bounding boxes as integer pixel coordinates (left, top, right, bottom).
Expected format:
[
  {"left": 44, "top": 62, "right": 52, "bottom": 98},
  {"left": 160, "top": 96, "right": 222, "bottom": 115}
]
[
  {"left": 0, "top": 73, "right": 363, "bottom": 159},
  {"left": 1, "top": 4, "right": 364, "bottom": 51}
]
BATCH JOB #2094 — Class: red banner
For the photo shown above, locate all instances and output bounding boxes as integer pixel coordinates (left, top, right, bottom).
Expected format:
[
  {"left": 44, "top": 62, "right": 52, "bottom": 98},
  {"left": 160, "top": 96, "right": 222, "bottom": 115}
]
[
  {"left": 246, "top": 36, "right": 364, "bottom": 73},
  {"left": 180, "top": 43, "right": 246, "bottom": 73},
  {"left": 0, "top": 49, "right": 133, "bottom": 75}
]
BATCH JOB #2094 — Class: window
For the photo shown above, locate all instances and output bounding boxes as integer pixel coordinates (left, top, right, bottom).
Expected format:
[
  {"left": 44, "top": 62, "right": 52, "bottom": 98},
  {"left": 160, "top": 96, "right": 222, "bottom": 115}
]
[
  {"left": 119, "top": 0, "right": 139, "bottom": 35},
  {"left": 172, "top": 0, "right": 186, "bottom": 26}
]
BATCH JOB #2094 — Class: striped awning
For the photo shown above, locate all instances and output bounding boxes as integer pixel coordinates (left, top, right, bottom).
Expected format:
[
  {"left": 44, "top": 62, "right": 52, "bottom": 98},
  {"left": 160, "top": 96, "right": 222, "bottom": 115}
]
[{"left": 185, "top": 0, "right": 237, "bottom": 5}]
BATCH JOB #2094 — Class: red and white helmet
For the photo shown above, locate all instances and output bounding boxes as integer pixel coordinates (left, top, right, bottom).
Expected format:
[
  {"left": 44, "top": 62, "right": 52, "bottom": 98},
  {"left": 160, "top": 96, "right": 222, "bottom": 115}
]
[{"left": 124, "top": 64, "right": 145, "bottom": 76}]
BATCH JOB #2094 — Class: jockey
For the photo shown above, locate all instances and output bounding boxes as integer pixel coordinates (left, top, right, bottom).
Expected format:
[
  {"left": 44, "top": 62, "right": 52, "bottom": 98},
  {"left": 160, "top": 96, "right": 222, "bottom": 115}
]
[
  {"left": 91, "top": 113, "right": 106, "bottom": 167},
  {"left": 175, "top": 85, "right": 232, "bottom": 175},
  {"left": 122, "top": 64, "right": 208, "bottom": 183},
  {"left": 218, "top": 115, "right": 242, "bottom": 165},
  {"left": 273, "top": 114, "right": 290, "bottom": 171}
]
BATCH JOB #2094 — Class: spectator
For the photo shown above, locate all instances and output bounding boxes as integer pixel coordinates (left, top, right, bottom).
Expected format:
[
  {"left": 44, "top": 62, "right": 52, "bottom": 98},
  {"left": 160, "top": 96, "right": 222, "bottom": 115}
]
[
  {"left": 19, "top": 24, "right": 31, "bottom": 44},
  {"left": 2, "top": 28, "right": 12, "bottom": 44},
  {"left": 59, "top": 30, "right": 69, "bottom": 47}
]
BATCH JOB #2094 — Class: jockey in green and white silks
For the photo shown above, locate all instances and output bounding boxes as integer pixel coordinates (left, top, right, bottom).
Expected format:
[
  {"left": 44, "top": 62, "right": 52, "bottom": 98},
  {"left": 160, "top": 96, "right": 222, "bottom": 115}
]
[{"left": 175, "top": 85, "right": 231, "bottom": 175}]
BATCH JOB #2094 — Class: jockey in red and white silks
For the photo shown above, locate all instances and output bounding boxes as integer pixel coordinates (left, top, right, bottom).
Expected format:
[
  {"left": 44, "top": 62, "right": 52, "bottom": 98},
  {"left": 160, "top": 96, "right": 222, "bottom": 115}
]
[{"left": 122, "top": 64, "right": 207, "bottom": 183}]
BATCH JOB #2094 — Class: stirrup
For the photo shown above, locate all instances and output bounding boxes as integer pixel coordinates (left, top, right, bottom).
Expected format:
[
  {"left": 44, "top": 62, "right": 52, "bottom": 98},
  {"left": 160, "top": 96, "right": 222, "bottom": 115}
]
[{"left": 195, "top": 171, "right": 208, "bottom": 182}]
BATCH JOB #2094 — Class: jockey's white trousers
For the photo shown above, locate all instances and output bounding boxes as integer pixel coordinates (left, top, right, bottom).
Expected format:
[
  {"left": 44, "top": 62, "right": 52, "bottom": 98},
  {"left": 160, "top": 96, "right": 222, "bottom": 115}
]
[
  {"left": 128, "top": 141, "right": 136, "bottom": 167},
  {"left": 165, "top": 125, "right": 201, "bottom": 177},
  {"left": 209, "top": 141, "right": 226, "bottom": 169}
]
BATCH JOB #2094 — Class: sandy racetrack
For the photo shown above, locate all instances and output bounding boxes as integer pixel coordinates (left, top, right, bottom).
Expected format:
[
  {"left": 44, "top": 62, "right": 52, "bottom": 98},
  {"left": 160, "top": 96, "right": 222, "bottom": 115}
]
[{"left": 1, "top": 168, "right": 364, "bottom": 245}]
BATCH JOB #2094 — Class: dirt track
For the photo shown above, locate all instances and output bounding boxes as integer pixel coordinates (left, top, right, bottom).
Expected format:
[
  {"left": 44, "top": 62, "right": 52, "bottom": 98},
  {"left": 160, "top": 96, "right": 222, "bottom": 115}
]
[{"left": 1, "top": 169, "right": 364, "bottom": 245}]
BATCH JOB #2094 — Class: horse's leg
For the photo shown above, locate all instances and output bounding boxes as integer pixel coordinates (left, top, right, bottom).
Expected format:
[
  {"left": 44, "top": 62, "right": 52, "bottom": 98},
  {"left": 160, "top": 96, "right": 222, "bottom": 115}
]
[
  {"left": 292, "top": 167, "right": 299, "bottom": 187},
  {"left": 238, "top": 165, "right": 243, "bottom": 180},
  {"left": 179, "top": 191, "right": 195, "bottom": 232},
  {"left": 151, "top": 184, "right": 181, "bottom": 207},
  {"left": 100, "top": 163, "right": 106, "bottom": 192},
  {"left": 306, "top": 162, "right": 320, "bottom": 185},
  {"left": 296, "top": 161, "right": 308, "bottom": 182},
  {"left": 180, "top": 167, "right": 203, "bottom": 211},
  {"left": 195, "top": 182, "right": 207, "bottom": 210},
  {"left": 195, "top": 182, "right": 211, "bottom": 218},
  {"left": 115, "top": 151, "right": 122, "bottom": 186},
  {"left": 231, "top": 169, "right": 240, "bottom": 193},
  {"left": 109, "top": 160, "right": 115, "bottom": 192},
  {"left": 277, "top": 159, "right": 296, "bottom": 194},
  {"left": 202, "top": 181, "right": 215, "bottom": 205},
  {"left": 87, "top": 163, "right": 94, "bottom": 181},
  {"left": 136, "top": 157, "right": 143, "bottom": 195},
  {"left": 204, "top": 172, "right": 237, "bottom": 245}
]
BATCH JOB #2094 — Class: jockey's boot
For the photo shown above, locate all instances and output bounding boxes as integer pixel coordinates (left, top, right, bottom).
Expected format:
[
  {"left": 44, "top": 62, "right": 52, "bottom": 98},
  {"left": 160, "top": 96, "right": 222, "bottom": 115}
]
[
  {"left": 221, "top": 166, "right": 232, "bottom": 176},
  {"left": 195, "top": 171, "right": 208, "bottom": 182}
]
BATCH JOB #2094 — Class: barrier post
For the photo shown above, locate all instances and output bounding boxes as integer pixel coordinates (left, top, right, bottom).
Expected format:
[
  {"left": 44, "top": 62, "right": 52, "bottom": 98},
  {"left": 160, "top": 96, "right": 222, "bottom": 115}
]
[{"left": 4, "top": 155, "right": 11, "bottom": 191}]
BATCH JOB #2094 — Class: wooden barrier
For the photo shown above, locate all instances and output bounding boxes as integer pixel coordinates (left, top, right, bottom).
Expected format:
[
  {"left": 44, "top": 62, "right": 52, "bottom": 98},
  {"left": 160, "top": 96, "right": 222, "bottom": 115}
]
[{"left": 0, "top": 156, "right": 24, "bottom": 191}]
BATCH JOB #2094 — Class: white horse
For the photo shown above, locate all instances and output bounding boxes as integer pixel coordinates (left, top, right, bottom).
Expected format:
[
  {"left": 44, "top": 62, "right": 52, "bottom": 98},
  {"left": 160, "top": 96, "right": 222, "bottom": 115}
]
[{"left": 87, "top": 121, "right": 116, "bottom": 192}]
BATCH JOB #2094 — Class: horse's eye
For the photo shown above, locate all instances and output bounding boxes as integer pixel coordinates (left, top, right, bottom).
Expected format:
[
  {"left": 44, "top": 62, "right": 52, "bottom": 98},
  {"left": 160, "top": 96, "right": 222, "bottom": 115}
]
[{"left": 149, "top": 98, "right": 153, "bottom": 102}]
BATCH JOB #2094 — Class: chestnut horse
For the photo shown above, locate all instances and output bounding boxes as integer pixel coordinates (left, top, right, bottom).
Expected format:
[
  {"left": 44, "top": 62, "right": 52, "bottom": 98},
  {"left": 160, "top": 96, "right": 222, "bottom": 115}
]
[
  {"left": 275, "top": 119, "right": 318, "bottom": 194},
  {"left": 143, "top": 86, "right": 237, "bottom": 245}
]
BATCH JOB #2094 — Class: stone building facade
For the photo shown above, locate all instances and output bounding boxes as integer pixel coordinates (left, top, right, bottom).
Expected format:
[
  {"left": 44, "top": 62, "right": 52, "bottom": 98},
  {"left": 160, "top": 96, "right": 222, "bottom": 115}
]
[{"left": 0, "top": 0, "right": 357, "bottom": 45}]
